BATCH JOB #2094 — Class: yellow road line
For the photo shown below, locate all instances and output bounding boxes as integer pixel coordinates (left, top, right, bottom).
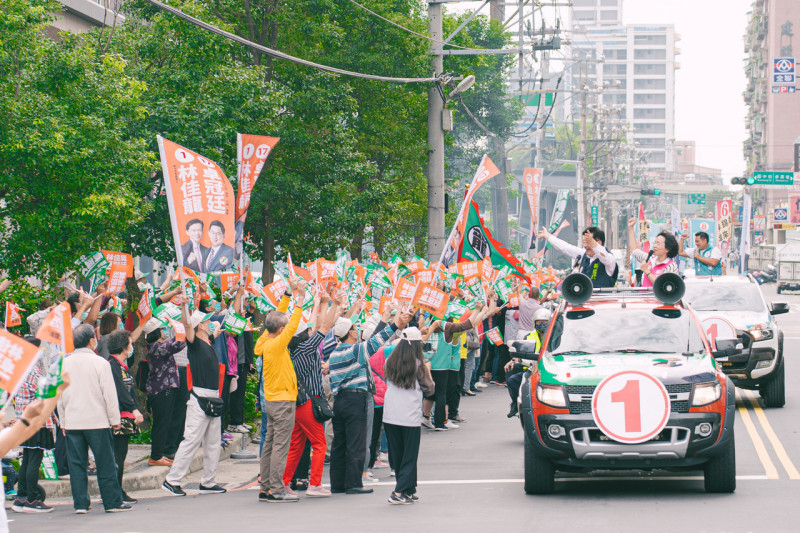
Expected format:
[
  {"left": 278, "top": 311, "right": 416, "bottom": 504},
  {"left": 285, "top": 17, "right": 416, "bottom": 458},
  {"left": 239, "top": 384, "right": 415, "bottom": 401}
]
[
  {"left": 743, "top": 389, "right": 800, "bottom": 480},
  {"left": 735, "top": 389, "right": 780, "bottom": 479}
]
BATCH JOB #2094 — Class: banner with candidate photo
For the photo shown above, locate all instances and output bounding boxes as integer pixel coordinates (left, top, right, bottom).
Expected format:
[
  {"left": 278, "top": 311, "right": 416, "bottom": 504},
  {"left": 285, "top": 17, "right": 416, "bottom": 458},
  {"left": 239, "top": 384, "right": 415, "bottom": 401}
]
[
  {"left": 234, "top": 134, "right": 279, "bottom": 260},
  {"left": 157, "top": 136, "right": 236, "bottom": 274}
]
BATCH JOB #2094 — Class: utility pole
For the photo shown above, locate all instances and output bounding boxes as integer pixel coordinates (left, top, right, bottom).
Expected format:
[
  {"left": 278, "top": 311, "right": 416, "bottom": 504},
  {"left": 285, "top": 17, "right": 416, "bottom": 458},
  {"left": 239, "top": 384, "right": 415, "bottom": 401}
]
[
  {"left": 489, "top": 0, "right": 509, "bottom": 244},
  {"left": 427, "top": 1, "right": 445, "bottom": 262},
  {"left": 577, "top": 61, "right": 587, "bottom": 233}
]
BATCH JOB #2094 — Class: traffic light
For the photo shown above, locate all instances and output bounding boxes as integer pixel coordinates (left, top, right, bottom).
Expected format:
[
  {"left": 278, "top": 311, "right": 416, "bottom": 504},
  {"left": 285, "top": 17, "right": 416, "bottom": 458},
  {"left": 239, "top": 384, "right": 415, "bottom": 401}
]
[
  {"left": 731, "top": 176, "right": 756, "bottom": 185},
  {"left": 641, "top": 188, "right": 661, "bottom": 195}
]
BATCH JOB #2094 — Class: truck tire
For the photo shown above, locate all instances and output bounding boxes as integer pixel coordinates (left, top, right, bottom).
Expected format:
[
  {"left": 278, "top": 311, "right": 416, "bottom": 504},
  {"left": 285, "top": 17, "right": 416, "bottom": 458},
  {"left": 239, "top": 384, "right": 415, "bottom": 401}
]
[
  {"left": 761, "top": 357, "right": 785, "bottom": 408},
  {"left": 524, "top": 427, "right": 555, "bottom": 494},
  {"left": 704, "top": 435, "right": 736, "bottom": 493}
]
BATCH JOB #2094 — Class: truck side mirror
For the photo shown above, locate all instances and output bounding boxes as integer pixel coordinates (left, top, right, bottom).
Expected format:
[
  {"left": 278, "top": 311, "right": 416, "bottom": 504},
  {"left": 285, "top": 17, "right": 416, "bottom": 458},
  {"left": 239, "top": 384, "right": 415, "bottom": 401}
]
[
  {"left": 712, "top": 338, "right": 743, "bottom": 358},
  {"left": 770, "top": 302, "right": 789, "bottom": 315}
]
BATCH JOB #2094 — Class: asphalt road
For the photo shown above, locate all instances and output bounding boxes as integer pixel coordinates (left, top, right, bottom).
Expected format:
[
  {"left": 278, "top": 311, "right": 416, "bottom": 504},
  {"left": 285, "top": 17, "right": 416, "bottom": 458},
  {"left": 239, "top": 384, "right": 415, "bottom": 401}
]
[{"left": 11, "top": 282, "right": 800, "bottom": 533}]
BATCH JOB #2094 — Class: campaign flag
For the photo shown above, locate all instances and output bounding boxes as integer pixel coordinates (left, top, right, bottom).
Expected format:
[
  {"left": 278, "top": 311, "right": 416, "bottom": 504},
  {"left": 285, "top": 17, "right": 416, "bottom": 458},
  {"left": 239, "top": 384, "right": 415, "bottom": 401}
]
[
  {"left": 105, "top": 263, "right": 128, "bottom": 294},
  {"left": 220, "top": 272, "right": 243, "bottom": 294},
  {"left": 35, "top": 302, "right": 73, "bottom": 353},
  {"left": 444, "top": 299, "right": 470, "bottom": 320},
  {"left": 222, "top": 311, "right": 248, "bottom": 335},
  {"left": 458, "top": 201, "right": 528, "bottom": 282},
  {"left": 136, "top": 287, "right": 154, "bottom": 324},
  {"left": 507, "top": 293, "right": 521, "bottom": 308},
  {"left": 316, "top": 260, "right": 337, "bottom": 283},
  {"left": 485, "top": 326, "right": 504, "bottom": 346},
  {"left": 547, "top": 190, "right": 570, "bottom": 233},
  {"left": 411, "top": 282, "right": 450, "bottom": 319},
  {"left": 0, "top": 330, "right": 42, "bottom": 401},
  {"left": 75, "top": 252, "right": 110, "bottom": 279},
  {"left": 671, "top": 206, "right": 681, "bottom": 236},
  {"left": 523, "top": 168, "right": 543, "bottom": 250},
  {"left": 101, "top": 250, "right": 133, "bottom": 277},
  {"left": 157, "top": 136, "right": 236, "bottom": 273},
  {"left": 715, "top": 199, "right": 733, "bottom": 255},
  {"left": 153, "top": 303, "right": 182, "bottom": 325},
  {"left": 392, "top": 277, "right": 416, "bottom": 303},
  {"left": 637, "top": 203, "right": 651, "bottom": 253},
  {"left": 234, "top": 135, "right": 280, "bottom": 248},
  {"left": 740, "top": 194, "right": 752, "bottom": 275},
  {"left": 166, "top": 317, "right": 186, "bottom": 342},
  {"left": 4, "top": 301, "right": 21, "bottom": 329},
  {"left": 790, "top": 194, "right": 800, "bottom": 224},
  {"left": 262, "top": 279, "right": 288, "bottom": 308},
  {"left": 440, "top": 155, "right": 501, "bottom": 267}
]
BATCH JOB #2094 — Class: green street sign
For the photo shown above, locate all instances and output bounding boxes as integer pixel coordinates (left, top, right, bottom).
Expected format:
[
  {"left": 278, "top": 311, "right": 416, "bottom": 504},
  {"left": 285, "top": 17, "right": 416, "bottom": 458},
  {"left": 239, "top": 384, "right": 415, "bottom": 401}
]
[
  {"left": 751, "top": 171, "right": 794, "bottom": 186},
  {"left": 591, "top": 205, "right": 598, "bottom": 225},
  {"left": 688, "top": 194, "right": 706, "bottom": 205}
]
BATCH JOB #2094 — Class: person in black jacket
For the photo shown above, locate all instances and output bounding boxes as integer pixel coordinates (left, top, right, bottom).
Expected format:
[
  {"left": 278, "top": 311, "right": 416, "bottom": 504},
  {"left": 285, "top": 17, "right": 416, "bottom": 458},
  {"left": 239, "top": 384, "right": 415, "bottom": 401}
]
[{"left": 107, "top": 330, "right": 144, "bottom": 504}]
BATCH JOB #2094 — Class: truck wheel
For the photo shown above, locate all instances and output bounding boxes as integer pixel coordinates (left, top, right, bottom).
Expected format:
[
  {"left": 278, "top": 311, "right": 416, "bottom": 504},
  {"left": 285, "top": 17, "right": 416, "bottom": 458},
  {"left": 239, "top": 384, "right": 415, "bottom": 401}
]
[
  {"left": 761, "top": 357, "right": 785, "bottom": 408},
  {"left": 704, "top": 435, "right": 736, "bottom": 493},
  {"left": 524, "top": 427, "right": 555, "bottom": 494}
]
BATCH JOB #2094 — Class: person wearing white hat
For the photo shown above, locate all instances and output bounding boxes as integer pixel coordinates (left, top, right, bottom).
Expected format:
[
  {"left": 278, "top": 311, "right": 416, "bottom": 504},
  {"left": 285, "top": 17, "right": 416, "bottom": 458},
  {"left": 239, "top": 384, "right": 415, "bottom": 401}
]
[
  {"left": 383, "top": 327, "right": 435, "bottom": 505},
  {"left": 162, "top": 296, "right": 226, "bottom": 497}
]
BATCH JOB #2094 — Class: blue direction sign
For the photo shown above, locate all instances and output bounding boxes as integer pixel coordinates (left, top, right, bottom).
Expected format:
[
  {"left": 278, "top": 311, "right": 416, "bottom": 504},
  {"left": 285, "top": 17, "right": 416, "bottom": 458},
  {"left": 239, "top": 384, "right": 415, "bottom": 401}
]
[
  {"left": 773, "top": 57, "right": 795, "bottom": 84},
  {"left": 774, "top": 208, "right": 789, "bottom": 221}
]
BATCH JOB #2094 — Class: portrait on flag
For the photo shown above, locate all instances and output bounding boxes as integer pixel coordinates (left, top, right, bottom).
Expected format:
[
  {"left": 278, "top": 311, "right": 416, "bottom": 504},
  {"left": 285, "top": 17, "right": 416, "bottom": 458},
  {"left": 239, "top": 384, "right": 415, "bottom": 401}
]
[{"left": 158, "top": 136, "right": 236, "bottom": 273}]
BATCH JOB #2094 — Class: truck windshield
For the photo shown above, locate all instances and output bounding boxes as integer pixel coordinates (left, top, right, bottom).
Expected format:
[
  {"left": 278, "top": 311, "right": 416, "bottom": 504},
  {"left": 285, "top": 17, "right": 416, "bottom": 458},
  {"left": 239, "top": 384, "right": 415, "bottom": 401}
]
[
  {"left": 684, "top": 283, "right": 766, "bottom": 312},
  {"left": 549, "top": 308, "right": 706, "bottom": 355}
]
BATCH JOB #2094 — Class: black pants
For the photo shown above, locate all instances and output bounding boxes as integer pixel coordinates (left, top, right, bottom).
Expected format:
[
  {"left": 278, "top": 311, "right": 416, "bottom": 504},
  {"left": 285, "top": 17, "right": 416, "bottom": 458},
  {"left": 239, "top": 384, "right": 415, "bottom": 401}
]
[
  {"left": 330, "top": 390, "right": 368, "bottom": 491},
  {"left": 221, "top": 374, "right": 233, "bottom": 432},
  {"left": 384, "top": 423, "right": 420, "bottom": 495},
  {"left": 430, "top": 370, "right": 449, "bottom": 428},
  {"left": 54, "top": 426, "right": 68, "bottom": 476},
  {"left": 168, "top": 366, "right": 190, "bottom": 456},
  {"left": 292, "top": 440, "right": 311, "bottom": 481},
  {"left": 458, "top": 358, "right": 466, "bottom": 391},
  {"left": 113, "top": 433, "right": 129, "bottom": 490},
  {"left": 368, "top": 406, "right": 384, "bottom": 468},
  {"left": 148, "top": 387, "right": 178, "bottom": 461},
  {"left": 507, "top": 371, "right": 524, "bottom": 403},
  {"left": 228, "top": 364, "right": 249, "bottom": 426},
  {"left": 495, "top": 345, "right": 511, "bottom": 382},
  {"left": 447, "top": 370, "right": 461, "bottom": 419},
  {"left": 481, "top": 338, "right": 496, "bottom": 377},
  {"left": 65, "top": 429, "right": 122, "bottom": 511},
  {"left": 18, "top": 448, "right": 44, "bottom": 501}
]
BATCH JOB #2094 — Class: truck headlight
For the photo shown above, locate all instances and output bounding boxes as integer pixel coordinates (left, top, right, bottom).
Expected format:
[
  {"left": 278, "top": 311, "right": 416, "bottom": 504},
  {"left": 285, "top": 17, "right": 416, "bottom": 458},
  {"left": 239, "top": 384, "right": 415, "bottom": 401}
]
[
  {"left": 692, "top": 382, "right": 722, "bottom": 406},
  {"left": 750, "top": 327, "right": 773, "bottom": 341},
  {"left": 536, "top": 383, "right": 567, "bottom": 408}
]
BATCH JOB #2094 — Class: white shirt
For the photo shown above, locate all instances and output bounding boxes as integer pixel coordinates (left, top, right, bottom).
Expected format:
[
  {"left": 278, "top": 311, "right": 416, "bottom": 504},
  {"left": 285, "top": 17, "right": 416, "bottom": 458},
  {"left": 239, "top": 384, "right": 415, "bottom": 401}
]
[{"left": 546, "top": 235, "right": 616, "bottom": 276}]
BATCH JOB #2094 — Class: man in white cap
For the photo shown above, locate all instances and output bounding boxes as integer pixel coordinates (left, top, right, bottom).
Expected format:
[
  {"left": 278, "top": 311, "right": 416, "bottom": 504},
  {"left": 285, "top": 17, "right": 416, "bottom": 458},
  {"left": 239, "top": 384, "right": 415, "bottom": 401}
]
[
  {"left": 162, "top": 296, "right": 226, "bottom": 497},
  {"left": 327, "top": 307, "right": 414, "bottom": 494}
]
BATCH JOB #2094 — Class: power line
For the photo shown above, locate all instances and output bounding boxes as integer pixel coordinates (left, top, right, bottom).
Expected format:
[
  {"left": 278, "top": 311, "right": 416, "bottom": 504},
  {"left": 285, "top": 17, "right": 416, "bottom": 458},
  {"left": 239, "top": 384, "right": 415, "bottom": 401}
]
[
  {"left": 346, "top": 0, "right": 470, "bottom": 49},
  {"left": 143, "top": 0, "right": 439, "bottom": 84}
]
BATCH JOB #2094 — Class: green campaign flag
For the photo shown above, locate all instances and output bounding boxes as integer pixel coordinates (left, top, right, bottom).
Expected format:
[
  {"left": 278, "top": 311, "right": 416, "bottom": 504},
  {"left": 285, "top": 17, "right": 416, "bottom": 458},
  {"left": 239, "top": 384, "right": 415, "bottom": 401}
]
[
  {"left": 254, "top": 296, "right": 275, "bottom": 314},
  {"left": 153, "top": 303, "right": 181, "bottom": 324},
  {"left": 75, "top": 252, "right": 109, "bottom": 279},
  {"left": 444, "top": 299, "right": 469, "bottom": 320},
  {"left": 396, "top": 263, "right": 412, "bottom": 280},
  {"left": 458, "top": 201, "right": 529, "bottom": 282},
  {"left": 222, "top": 311, "right": 248, "bottom": 335},
  {"left": 390, "top": 253, "right": 403, "bottom": 266},
  {"left": 336, "top": 251, "right": 349, "bottom": 282},
  {"left": 37, "top": 355, "right": 64, "bottom": 399},
  {"left": 412, "top": 255, "right": 430, "bottom": 268},
  {"left": 493, "top": 277, "right": 514, "bottom": 301}
]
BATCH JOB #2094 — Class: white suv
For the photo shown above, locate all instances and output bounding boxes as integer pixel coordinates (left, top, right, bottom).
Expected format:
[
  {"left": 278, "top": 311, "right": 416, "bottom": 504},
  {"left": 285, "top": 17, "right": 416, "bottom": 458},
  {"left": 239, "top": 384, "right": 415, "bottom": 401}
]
[{"left": 683, "top": 275, "right": 788, "bottom": 407}]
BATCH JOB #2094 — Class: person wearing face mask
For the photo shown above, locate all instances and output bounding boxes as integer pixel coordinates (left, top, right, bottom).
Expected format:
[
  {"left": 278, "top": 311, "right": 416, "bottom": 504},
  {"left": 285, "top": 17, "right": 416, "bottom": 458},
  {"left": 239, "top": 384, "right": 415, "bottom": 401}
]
[
  {"left": 627, "top": 218, "right": 680, "bottom": 287},
  {"left": 504, "top": 308, "right": 551, "bottom": 418},
  {"left": 58, "top": 324, "right": 131, "bottom": 513},
  {"left": 106, "top": 329, "right": 144, "bottom": 504}
]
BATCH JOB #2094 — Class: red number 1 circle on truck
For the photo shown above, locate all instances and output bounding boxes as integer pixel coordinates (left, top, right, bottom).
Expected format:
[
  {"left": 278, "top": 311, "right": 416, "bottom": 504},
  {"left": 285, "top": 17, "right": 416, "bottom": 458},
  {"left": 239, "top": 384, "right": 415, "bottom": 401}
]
[{"left": 591, "top": 371, "right": 671, "bottom": 444}]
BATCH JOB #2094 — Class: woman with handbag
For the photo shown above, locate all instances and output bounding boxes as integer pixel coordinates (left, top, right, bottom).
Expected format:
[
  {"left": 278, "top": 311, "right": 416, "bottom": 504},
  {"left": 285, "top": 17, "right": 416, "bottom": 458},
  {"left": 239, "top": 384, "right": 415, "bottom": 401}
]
[
  {"left": 383, "top": 327, "right": 435, "bottom": 505},
  {"left": 281, "top": 290, "right": 341, "bottom": 498},
  {"left": 106, "top": 330, "right": 144, "bottom": 504}
]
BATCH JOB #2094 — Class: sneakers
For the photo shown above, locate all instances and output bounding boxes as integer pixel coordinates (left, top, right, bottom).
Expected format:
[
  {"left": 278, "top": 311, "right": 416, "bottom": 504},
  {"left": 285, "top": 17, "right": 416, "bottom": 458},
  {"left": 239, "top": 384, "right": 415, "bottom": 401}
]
[
  {"left": 378, "top": 452, "right": 389, "bottom": 462},
  {"left": 283, "top": 485, "right": 299, "bottom": 496},
  {"left": 434, "top": 426, "right": 448, "bottom": 432},
  {"left": 122, "top": 492, "right": 138, "bottom": 504},
  {"left": 390, "top": 470, "right": 396, "bottom": 477},
  {"left": 388, "top": 491, "right": 413, "bottom": 505},
  {"left": 162, "top": 480, "right": 186, "bottom": 497},
  {"left": 106, "top": 504, "right": 133, "bottom": 513},
  {"left": 22, "top": 500, "right": 53, "bottom": 513},
  {"left": 306, "top": 485, "right": 332, "bottom": 498},
  {"left": 11, "top": 498, "right": 27, "bottom": 513},
  {"left": 148, "top": 457, "right": 172, "bottom": 467},
  {"left": 420, "top": 417, "right": 434, "bottom": 430},
  {"left": 74, "top": 508, "right": 89, "bottom": 514},
  {"left": 263, "top": 491, "right": 299, "bottom": 502},
  {"left": 444, "top": 420, "right": 460, "bottom": 429},
  {"left": 373, "top": 459, "right": 390, "bottom": 469},
  {"left": 450, "top": 415, "right": 466, "bottom": 423},
  {"left": 404, "top": 492, "right": 419, "bottom": 502},
  {"left": 464, "top": 389, "right": 476, "bottom": 396},
  {"left": 227, "top": 425, "right": 249, "bottom": 434},
  {"left": 475, "top": 381, "right": 488, "bottom": 389},
  {"left": 222, "top": 432, "right": 234, "bottom": 441},
  {"left": 199, "top": 484, "right": 227, "bottom": 494},
  {"left": 362, "top": 475, "right": 379, "bottom": 484}
]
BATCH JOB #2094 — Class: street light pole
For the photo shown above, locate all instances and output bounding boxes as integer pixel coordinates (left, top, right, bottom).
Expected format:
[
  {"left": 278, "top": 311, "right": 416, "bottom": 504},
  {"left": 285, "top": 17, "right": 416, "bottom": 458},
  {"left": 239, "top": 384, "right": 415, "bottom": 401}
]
[
  {"left": 577, "top": 62, "right": 587, "bottom": 233},
  {"left": 427, "top": 1, "right": 445, "bottom": 262}
]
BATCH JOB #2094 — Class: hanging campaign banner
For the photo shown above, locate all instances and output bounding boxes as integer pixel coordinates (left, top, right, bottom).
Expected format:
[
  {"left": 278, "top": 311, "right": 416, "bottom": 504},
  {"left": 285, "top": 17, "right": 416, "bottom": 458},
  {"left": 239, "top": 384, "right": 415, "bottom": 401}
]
[
  {"left": 740, "top": 194, "right": 752, "bottom": 275},
  {"left": 234, "top": 134, "right": 280, "bottom": 260},
  {"left": 0, "top": 330, "right": 42, "bottom": 400},
  {"left": 547, "top": 190, "right": 570, "bottom": 233},
  {"left": 689, "top": 218, "right": 717, "bottom": 247},
  {"left": 5, "top": 301, "right": 21, "bottom": 329},
  {"left": 715, "top": 200, "right": 733, "bottom": 259},
  {"left": 523, "top": 168, "right": 543, "bottom": 250},
  {"left": 637, "top": 203, "right": 651, "bottom": 253},
  {"left": 157, "top": 136, "right": 236, "bottom": 274},
  {"left": 440, "top": 154, "right": 501, "bottom": 267},
  {"left": 671, "top": 206, "right": 681, "bottom": 236},
  {"left": 789, "top": 194, "right": 800, "bottom": 224},
  {"left": 35, "top": 302, "right": 74, "bottom": 353}
]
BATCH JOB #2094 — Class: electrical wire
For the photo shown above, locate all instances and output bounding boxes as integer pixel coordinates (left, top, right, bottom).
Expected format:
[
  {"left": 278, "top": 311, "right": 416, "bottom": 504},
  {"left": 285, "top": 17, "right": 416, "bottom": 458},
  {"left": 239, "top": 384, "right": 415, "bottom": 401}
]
[
  {"left": 510, "top": 70, "right": 563, "bottom": 137},
  {"left": 346, "top": 0, "right": 471, "bottom": 49},
  {"left": 144, "top": 0, "right": 439, "bottom": 83},
  {"left": 455, "top": 94, "right": 495, "bottom": 137}
]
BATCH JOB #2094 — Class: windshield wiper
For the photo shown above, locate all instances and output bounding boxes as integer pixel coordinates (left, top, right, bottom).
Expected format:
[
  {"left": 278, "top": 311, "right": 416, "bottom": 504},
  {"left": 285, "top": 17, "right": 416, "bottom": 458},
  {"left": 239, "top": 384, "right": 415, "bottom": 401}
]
[
  {"left": 593, "top": 349, "right": 674, "bottom": 354},
  {"left": 552, "top": 350, "right": 590, "bottom": 356}
]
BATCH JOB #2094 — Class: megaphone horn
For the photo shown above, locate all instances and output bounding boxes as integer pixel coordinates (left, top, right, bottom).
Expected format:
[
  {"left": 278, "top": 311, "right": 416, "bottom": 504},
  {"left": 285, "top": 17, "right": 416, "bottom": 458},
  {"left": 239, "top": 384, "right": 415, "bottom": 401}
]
[
  {"left": 562, "top": 273, "right": 593, "bottom": 306},
  {"left": 652, "top": 272, "right": 685, "bottom": 305}
]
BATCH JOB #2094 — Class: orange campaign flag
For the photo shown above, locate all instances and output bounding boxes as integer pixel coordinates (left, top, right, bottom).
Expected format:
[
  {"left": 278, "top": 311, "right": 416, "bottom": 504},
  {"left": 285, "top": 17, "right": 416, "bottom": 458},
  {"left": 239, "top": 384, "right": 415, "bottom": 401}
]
[
  {"left": 35, "top": 302, "right": 74, "bottom": 353},
  {"left": 485, "top": 326, "right": 504, "bottom": 346},
  {"left": 0, "top": 330, "right": 42, "bottom": 398},
  {"left": 158, "top": 136, "right": 236, "bottom": 273},
  {"left": 235, "top": 134, "right": 280, "bottom": 260},
  {"left": 378, "top": 296, "right": 392, "bottom": 315},
  {"left": 507, "top": 293, "right": 521, "bottom": 308},
  {"left": 392, "top": 277, "right": 417, "bottom": 303},
  {"left": 105, "top": 263, "right": 129, "bottom": 295},
  {"left": 411, "top": 282, "right": 450, "bottom": 319},
  {"left": 101, "top": 250, "right": 134, "bottom": 277},
  {"left": 414, "top": 268, "right": 436, "bottom": 285},
  {"left": 5, "top": 301, "right": 22, "bottom": 329},
  {"left": 262, "top": 279, "right": 288, "bottom": 308},
  {"left": 481, "top": 257, "right": 494, "bottom": 286},
  {"left": 244, "top": 270, "right": 261, "bottom": 296},
  {"left": 136, "top": 287, "right": 154, "bottom": 324},
  {"left": 220, "top": 272, "right": 242, "bottom": 293},
  {"left": 316, "top": 260, "right": 337, "bottom": 283},
  {"left": 172, "top": 266, "right": 201, "bottom": 286},
  {"left": 456, "top": 261, "right": 481, "bottom": 280},
  {"left": 167, "top": 317, "right": 186, "bottom": 342}
]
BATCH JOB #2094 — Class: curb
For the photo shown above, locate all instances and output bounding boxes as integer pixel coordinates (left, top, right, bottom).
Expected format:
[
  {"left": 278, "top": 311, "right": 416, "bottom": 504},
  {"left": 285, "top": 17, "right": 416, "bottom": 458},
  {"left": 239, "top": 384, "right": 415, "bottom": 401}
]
[{"left": 39, "top": 434, "right": 246, "bottom": 498}]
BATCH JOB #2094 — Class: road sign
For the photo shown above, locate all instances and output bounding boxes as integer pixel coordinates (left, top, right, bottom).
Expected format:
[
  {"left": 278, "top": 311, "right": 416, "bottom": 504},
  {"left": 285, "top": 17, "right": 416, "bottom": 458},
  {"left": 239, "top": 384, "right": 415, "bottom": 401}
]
[
  {"left": 687, "top": 193, "right": 706, "bottom": 205},
  {"left": 706, "top": 210, "right": 714, "bottom": 218},
  {"left": 752, "top": 171, "right": 794, "bottom": 186},
  {"left": 591, "top": 205, "right": 598, "bottom": 225},
  {"left": 591, "top": 371, "right": 670, "bottom": 444},
  {"left": 773, "top": 57, "right": 795, "bottom": 84},
  {"left": 774, "top": 208, "right": 788, "bottom": 221}
]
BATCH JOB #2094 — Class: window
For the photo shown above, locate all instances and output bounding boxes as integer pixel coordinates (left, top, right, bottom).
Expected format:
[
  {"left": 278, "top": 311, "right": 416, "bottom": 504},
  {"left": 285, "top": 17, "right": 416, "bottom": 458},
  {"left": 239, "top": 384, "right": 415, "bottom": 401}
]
[
  {"left": 605, "top": 49, "right": 627, "bottom": 60},
  {"left": 645, "top": 151, "right": 667, "bottom": 164},
  {"left": 636, "top": 137, "right": 665, "bottom": 147},
  {"left": 634, "top": 34, "right": 667, "bottom": 46},
  {"left": 634, "top": 108, "right": 666, "bottom": 119},
  {"left": 605, "top": 63, "right": 627, "bottom": 75},
  {"left": 634, "top": 63, "right": 667, "bottom": 75},
  {"left": 600, "top": 10, "right": 617, "bottom": 21},
  {"left": 634, "top": 93, "right": 667, "bottom": 104},
  {"left": 601, "top": 0, "right": 618, "bottom": 5},
  {"left": 573, "top": 0, "right": 596, "bottom": 6},
  {"left": 635, "top": 49, "right": 667, "bottom": 60},
  {"left": 634, "top": 78, "right": 666, "bottom": 90},
  {"left": 634, "top": 123, "right": 666, "bottom": 134},
  {"left": 603, "top": 94, "right": 626, "bottom": 106},
  {"left": 574, "top": 10, "right": 595, "bottom": 20}
]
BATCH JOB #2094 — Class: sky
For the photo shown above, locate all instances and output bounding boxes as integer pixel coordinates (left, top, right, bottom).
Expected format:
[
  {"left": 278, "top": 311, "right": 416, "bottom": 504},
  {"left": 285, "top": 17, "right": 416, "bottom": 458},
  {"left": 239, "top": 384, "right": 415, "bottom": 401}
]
[{"left": 450, "top": 0, "right": 753, "bottom": 180}]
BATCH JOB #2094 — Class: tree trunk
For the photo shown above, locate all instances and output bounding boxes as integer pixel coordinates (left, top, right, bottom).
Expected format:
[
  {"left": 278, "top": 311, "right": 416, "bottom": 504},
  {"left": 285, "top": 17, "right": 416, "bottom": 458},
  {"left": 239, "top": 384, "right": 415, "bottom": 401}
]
[
  {"left": 349, "top": 225, "right": 365, "bottom": 260},
  {"left": 261, "top": 209, "right": 275, "bottom": 284}
]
